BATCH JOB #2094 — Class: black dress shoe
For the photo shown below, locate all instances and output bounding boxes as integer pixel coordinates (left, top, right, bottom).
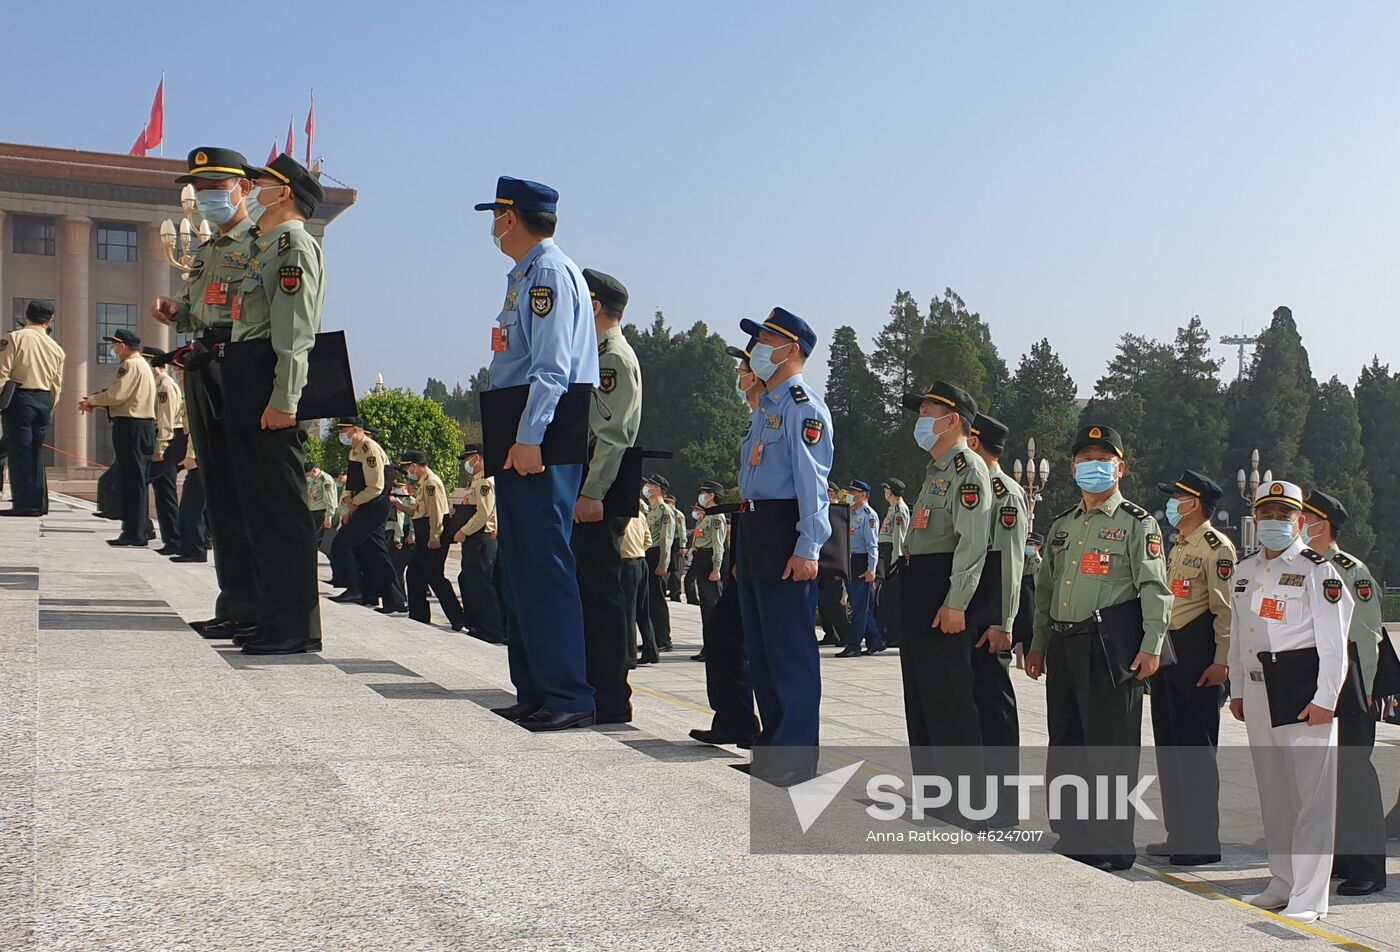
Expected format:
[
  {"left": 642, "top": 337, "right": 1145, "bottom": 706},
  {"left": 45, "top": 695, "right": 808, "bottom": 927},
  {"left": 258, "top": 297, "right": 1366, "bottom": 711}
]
[
  {"left": 637, "top": 657, "right": 658, "bottom": 665},
  {"left": 1069, "top": 854, "right": 1133, "bottom": 872},
  {"left": 328, "top": 591, "right": 364, "bottom": 603},
  {"left": 863, "top": 645, "right": 887, "bottom": 655},
  {"left": 199, "top": 621, "right": 257, "bottom": 640},
  {"left": 690, "top": 652, "right": 707, "bottom": 662},
  {"left": 451, "top": 619, "right": 468, "bottom": 632},
  {"left": 107, "top": 538, "right": 147, "bottom": 547},
  {"left": 657, "top": 644, "right": 673, "bottom": 653},
  {"left": 374, "top": 605, "right": 408, "bottom": 615},
  {"left": 155, "top": 546, "right": 180, "bottom": 556},
  {"left": 190, "top": 617, "right": 225, "bottom": 633},
  {"left": 595, "top": 711, "right": 632, "bottom": 725},
  {"left": 834, "top": 647, "right": 862, "bottom": 658},
  {"left": 491, "top": 702, "right": 541, "bottom": 722},
  {"left": 820, "top": 635, "right": 843, "bottom": 647},
  {"left": 242, "top": 640, "right": 317, "bottom": 655},
  {"left": 1145, "top": 842, "right": 1172, "bottom": 857},
  {"left": 0, "top": 509, "right": 41, "bottom": 517},
  {"left": 171, "top": 555, "right": 208, "bottom": 563},
  {"left": 1169, "top": 853, "right": 1220, "bottom": 867},
  {"left": 519, "top": 708, "right": 596, "bottom": 732},
  {"left": 231, "top": 630, "right": 261, "bottom": 647},
  {"left": 1338, "top": 879, "right": 1386, "bottom": 897},
  {"left": 689, "top": 728, "right": 755, "bottom": 747}
]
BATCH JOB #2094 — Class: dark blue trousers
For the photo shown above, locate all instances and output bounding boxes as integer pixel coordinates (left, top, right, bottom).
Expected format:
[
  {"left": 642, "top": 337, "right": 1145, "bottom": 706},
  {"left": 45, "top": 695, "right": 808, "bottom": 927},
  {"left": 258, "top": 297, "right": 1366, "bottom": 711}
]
[
  {"left": 734, "top": 527, "right": 821, "bottom": 750},
  {"left": 496, "top": 464, "right": 594, "bottom": 714},
  {"left": 2, "top": 390, "right": 51, "bottom": 512},
  {"left": 844, "top": 553, "right": 886, "bottom": 651}
]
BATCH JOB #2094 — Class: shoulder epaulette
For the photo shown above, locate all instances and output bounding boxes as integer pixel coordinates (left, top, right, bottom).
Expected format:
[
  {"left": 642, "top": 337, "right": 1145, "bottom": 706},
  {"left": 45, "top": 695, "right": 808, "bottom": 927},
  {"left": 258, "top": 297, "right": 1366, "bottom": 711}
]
[
  {"left": 992, "top": 476, "right": 1008, "bottom": 498},
  {"left": 1052, "top": 504, "right": 1077, "bottom": 523},
  {"left": 1333, "top": 551, "right": 1357, "bottom": 570},
  {"left": 1301, "top": 548, "right": 1326, "bottom": 565},
  {"left": 789, "top": 385, "right": 809, "bottom": 404},
  {"left": 1203, "top": 529, "right": 1222, "bottom": 549},
  {"left": 598, "top": 338, "right": 609, "bottom": 356},
  {"left": 953, "top": 452, "right": 967, "bottom": 473},
  {"left": 1120, "top": 500, "right": 1150, "bottom": 521},
  {"left": 277, "top": 232, "right": 292, "bottom": 255}
]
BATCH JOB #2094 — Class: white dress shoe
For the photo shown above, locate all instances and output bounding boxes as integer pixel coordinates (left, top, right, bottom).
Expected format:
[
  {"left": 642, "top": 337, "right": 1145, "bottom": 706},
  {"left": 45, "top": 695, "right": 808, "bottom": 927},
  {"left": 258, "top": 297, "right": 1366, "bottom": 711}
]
[
  {"left": 1280, "top": 909, "right": 1325, "bottom": 924},
  {"left": 1243, "top": 891, "right": 1289, "bottom": 910}
]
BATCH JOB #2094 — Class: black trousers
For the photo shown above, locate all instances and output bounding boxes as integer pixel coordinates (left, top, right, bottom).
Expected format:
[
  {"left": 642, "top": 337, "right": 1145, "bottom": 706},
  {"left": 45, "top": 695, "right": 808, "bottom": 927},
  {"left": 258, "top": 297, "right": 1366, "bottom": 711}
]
[
  {"left": 691, "top": 548, "right": 722, "bottom": 624},
  {"left": 667, "top": 542, "right": 683, "bottom": 599},
  {"left": 1336, "top": 704, "right": 1387, "bottom": 883},
  {"left": 646, "top": 548, "right": 672, "bottom": 647},
  {"left": 620, "top": 556, "right": 650, "bottom": 663},
  {"left": 459, "top": 533, "right": 504, "bottom": 642},
  {"left": 899, "top": 554, "right": 983, "bottom": 746},
  {"left": 148, "top": 429, "right": 186, "bottom": 548},
  {"left": 388, "top": 536, "right": 412, "bottom": 607},
  {"left": 970, "top": 626, "right": 1020, "bottom": 823},
  {"left": 184, "top": 365, "right": 257, "bottom": 623},
  {"left": 701, "top": 582, "right": 760, "bottom": 739},
  {"left": 573, "top": 516, "right": 632, "bottom": 718},
  {"left": 684, "top": 558, "right": 701, "bottom": 604},
  {"left": 1148, "top": 614, "right": 1222, "bottom": 854},
  {"left": 224, "top": 425, "right": 321, "bottom": 648},
  {"left": 331, "top": 495, "right": 398, "bottom": 605},
  {"left": 177, "top": 466, "right": 208, "bottom": 559},
  {"left": 2, "top": 389, "right": 51, "bottom": 512},
  {"left": 407, "top": 517, "right": 464, "bottom": 626},
  {"left": 818, "top": 575, "right": 850, "bottom": 644},
  {"left": 630, "top": 557, "right": 659, "bottom": 663},
  {"left": 110, "top": 418, "right": 155, "bottom": 542}
]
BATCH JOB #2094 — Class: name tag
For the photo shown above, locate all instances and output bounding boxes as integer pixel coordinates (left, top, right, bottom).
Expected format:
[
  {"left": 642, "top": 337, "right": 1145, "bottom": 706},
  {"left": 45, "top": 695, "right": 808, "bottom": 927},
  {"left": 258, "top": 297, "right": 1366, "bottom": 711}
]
[
  {"left": 693, "top": 528, "right": 702, "bottom": 539},
  {"left": 230, "top": 295, "right": 242, "bottom": 322},
  {"left": 913, "top": 508, "right": 930, "bottom": 530},
  {"left": 1080, "top": 552, "right": 1111, "bottom": 576},
  {"left": 491, "top": 326, "right": 508, "bottom": 352},
  {"left": 204, "top": 281, "right": 229, "bottom": 305},
  {"left": 1170, "top": 578, "right": 1191, "bottom": 598},
  {"left": 748, "top": 442, "right": 763, "bottom": 467},
  {"left": 1258, "top": 596, "right": 1286, "bottom": 621}
]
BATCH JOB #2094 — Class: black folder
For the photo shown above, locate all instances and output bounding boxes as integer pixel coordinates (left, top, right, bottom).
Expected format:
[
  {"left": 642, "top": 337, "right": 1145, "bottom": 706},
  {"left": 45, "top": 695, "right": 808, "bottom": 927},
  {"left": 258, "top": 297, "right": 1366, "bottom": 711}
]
[
  {"left": 479, "top": 383, "right": 591, "bottom": 477},
  {"left": 600, "top": 448, "right": 673, "bottom": 518},
  {"left": 1260, "top": 646, "right": 1322, "bottom": 728},
  {"left": 1094, "top": 599, "right": 1177, "bottom": 687},
  {"left": 1374, "top": 629, "right": 1400, "bottom": 700},
  {"left": 215, "top": 330, "right": 358, "bottom": 430},
  {"left": 443, "top": 503, "right": 476, "bottom": 541},
  {"left": 0, "top": 380, "right": 16, "bottom": 412},
  {"left": 734, "top": 500, "right": 848, "bottom": 582},
  {"left": 1337, "top": 640, "right": 1374, "bottom": 718}
]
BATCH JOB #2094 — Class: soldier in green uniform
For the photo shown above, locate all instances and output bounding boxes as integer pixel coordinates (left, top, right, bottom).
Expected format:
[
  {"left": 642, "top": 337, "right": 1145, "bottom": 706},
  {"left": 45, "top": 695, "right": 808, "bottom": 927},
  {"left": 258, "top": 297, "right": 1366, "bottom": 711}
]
[
  {"left": 898, "top": 382, "right": 992, "bottom": 802},
  {"left": 221, "top": 153, "right": 326, "bottom": 655},
  {"left": 1300, "top": 491, "right": 1388, "bottom": 897},
  {"left": 876, "top": 477, "right": 909, "bottom": 647},
  {"left": 151, "top": 147, "right": 259, "bottom": 638},
  {"left": 691, "top": 481, "right": 728, "bottom": 623},
  {"left": 1147, "top": 469, "right": 1234, "bottom": 867},
  {"left": 1029, "top": 424, "right": 1172, "bottom": 871},
  {"left": 644, "top": 474, "right": 675, "bottom": 651},
  {"left": 574, "top": 269, "right": 643, "bottom": 723},
  {"left": 306, "top": 461, "right": 337, "bottom": 548}
]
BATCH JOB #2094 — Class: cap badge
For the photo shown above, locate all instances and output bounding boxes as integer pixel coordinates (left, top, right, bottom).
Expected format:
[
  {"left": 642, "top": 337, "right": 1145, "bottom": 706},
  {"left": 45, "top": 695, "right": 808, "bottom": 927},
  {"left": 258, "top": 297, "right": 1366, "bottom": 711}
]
[
  {"left": 194, "top": 151, "right": 208, "bottom": 165},
  {"left": 1088, "top": 426, "right": 1102, "bottom": 439}
]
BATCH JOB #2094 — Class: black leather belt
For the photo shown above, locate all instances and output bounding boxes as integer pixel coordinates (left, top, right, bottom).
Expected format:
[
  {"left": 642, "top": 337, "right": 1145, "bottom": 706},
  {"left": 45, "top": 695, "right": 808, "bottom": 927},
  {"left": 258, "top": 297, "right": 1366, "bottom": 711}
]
[
  {"left": 18, "top": 387, "right": 49, "bottom": 392},
  {"left": 1050, "top": 619, "right": 1097, "bottom": 636}
]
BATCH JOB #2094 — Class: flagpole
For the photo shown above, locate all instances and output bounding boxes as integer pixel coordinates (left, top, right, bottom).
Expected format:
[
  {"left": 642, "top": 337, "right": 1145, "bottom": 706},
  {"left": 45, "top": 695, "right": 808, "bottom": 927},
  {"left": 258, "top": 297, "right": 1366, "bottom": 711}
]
[{"left": 159, "top": 71, "right": 165, "bottom": 157}]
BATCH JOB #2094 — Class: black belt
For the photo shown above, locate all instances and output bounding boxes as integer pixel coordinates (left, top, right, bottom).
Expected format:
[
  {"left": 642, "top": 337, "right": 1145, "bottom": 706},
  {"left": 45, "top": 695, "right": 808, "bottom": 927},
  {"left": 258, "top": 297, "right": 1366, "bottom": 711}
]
[
  {"left": 1050, "top": 619, "right": 1098, "bottom": 636},
  {"left": 17, "top": 387, "right": 49, "bottom": 393},
  {"left": 197, "top": 328, "right": 233, "bottom": 343}
]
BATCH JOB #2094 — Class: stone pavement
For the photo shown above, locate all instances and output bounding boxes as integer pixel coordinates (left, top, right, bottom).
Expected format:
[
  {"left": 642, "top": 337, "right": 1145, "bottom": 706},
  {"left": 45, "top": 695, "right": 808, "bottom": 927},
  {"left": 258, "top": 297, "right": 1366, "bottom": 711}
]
[{"left": 2, "top": 493, "right": 1397, "bottom": 951}]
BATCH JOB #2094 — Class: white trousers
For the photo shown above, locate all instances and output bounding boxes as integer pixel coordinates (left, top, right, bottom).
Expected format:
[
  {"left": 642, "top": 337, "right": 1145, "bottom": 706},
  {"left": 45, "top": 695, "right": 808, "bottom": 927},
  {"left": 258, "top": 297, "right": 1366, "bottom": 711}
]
[{"left": 1242, "top": 678, "right": 1338, "bottom": 913}]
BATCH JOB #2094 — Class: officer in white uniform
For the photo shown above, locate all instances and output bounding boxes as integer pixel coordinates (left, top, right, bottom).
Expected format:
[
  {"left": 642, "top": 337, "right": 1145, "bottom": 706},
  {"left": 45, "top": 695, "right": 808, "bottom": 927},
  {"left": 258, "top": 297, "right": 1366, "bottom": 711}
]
[{"left": 1227, "top": 480, "right": 1351, "bottom": 924}]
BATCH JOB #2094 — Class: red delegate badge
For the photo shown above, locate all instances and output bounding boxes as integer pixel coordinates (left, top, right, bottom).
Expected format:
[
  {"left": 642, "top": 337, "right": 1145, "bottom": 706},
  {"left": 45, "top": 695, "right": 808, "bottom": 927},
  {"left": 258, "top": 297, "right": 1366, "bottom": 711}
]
[
  {"left": 491, "top": 327, "right": 508, "bottom": 353},
  {"left": 1259, "top": 597, "right": 1285, "bottom": 621},
  {"left": 1170, "top": 578, "right": 1191, "bottom": 598},
  {"left": 204, "top": 281, "right": 229, "bottom": 305},
  {"left": 1080, "top": 552, "right": 1111, "bottom": 576},
  {"left": 912, "top": 508, "right": 930, "bottom": 530}
]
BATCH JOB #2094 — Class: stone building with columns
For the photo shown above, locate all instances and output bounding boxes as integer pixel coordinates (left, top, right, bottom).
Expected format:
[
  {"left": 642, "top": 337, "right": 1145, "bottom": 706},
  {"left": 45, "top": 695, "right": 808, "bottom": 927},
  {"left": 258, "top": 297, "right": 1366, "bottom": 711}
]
[{"left": 0, "top": 141, "right": 355, "bottom": 472}]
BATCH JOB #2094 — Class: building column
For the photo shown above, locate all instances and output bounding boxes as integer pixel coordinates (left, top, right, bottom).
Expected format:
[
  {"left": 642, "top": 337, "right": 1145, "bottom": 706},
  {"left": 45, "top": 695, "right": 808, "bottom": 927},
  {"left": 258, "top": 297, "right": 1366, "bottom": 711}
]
[
  {"left": 59, "top": 216, "right": 92, "bottom": 468},
  {"left": 0, "top": 210, "right": 7, "bottom": 324},
  {"left": 141, "top": 222, "right": 173, "bottom": 351}
]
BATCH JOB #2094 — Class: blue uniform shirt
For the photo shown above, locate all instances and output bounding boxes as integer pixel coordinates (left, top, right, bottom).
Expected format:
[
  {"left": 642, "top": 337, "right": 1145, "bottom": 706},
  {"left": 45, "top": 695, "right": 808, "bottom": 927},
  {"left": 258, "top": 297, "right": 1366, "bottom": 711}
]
[
  {"left": 850, "top": 501, "right": 879, "bottom": 556},
  {"left": 738, "top": 373, "right": 834, "bottom": 561},
  {"left": 488, "top": 238, "right": 599, "bottom": 444}
]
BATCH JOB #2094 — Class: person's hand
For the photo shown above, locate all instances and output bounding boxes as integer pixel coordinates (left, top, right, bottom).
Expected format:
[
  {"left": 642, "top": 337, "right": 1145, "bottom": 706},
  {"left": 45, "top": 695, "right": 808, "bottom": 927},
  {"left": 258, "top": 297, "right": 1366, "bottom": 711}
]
[
  {"left": 394, "top": 542, "right": 402, "bottom": 550},
  {"left": 654, "top": 564, "right": 668, "bottom": 577},
  {"left": 78, "top": 398, "right": 93, "bottom": 414},
  {"left": 428, "top": 539, "right": 441, "bottom": 550},
  {"left": 260, "top": 406, "right": 296, "bottom": 430},
  {"left": 454, "top": 529, "right": 467, "bottom": 544},
  {"left": 1196, "top": 663, "right": 1229, "bottom": 688},
  {"left": 1229, "top": 697, "right": 1245, "bottom": 721},
  {"left": 861, "top": 570, "right": 876, "bottom": 583},
  {"left": 323, "top": 516, "right": 332, "bottom": 530},
  {"left": 782, "top": 556, "right": 818, "bottom": 581},
  {"left": 343, "top": 503, "right": 356, "bottom": 522},
  {"left": 182, "top": 456, "right": 197, "bottom": 471},
  {"left": 977, "top": 628, "right": 1013, "bottom": 652},
  {"left": 933, "top": 605, "right": 965, "bottom": 634},
  {"left": 574, "top": 496, "right": 604, "bottom": 523},
  {"left": 1130, "top": 651, "right": 1161, "bottom": 680},
  {"left": 151, "top": 452, "right": 163, "bottom": 462},
  {"left": 151, "top": 297, "right": 178, "bottom": 325},
  {"left": 1299, "top": 703, "right": 1334, "bottom": 727},
  {"left": 1025, "top": 650, "right": 1046, "bottom": 680},
  {"left": 504, "top": 442, "right": 544, "bottom": 475},
  {"left": 708, "top": 569, "right": 721, "bottom": 582}
]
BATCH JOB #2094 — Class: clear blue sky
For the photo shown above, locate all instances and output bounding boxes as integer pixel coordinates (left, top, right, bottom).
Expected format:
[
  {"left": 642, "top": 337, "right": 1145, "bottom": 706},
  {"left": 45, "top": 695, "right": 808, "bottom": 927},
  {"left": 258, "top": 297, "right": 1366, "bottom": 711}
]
[{"left": 6, "top": 0, "right": 1399, "bottom": 397}]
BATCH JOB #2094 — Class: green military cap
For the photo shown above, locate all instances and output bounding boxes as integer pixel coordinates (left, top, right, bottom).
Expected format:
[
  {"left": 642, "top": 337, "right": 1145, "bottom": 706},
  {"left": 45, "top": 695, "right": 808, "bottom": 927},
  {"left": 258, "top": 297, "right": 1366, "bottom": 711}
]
[
  {"left": 104, "top": 328, "right": 141, "bottom": 348},
  {"left": 1027, "top": 531, "right": 1045, "bottom": 546},
  {"left": 244, "top": 153, "right": 326, "bottom": 214},
  {"left": 901, "top": 381, "right": 977, "bottom": 422},
  {"left": 398, "top": 449, "right": 428, "bottom": 466},
  {"left": 582, "top": 269, "right": 629, "bottom": 313},
  {"left": 971, "top": 413, "right": 1009, "bottom": 451},
  {"left": 883, "top": 477, "right": 906, "bottom": 496},
  {"left": 176, "top": 147, "right": 250, "bottom": 183},
  {"left": 699, "top": 480, "right": 725, "bottom": 494},
  {"left": 1303, "top": 490, "right": 1348, "bottom": 527},
  {"left": 1071, "top": 423, "right": 1125, "bottom": 458},
  {"left": 1157, "top": 469, "right": 1223, "bottom": 506},
  {"left": 459, "top": 443, "right": 482, "bottom": 460},
  {"left": 645, "top": 473, "right": 670, "bottom": 491},
  {"left": 25, "top": 300, "right": 54, "bottom": 322},
  {"left": 335, "top": 416, "right": 366, "bottom": 429},
  {"left": 140, "top": 345, "right": 164, "bottom": 359},
  {"left": 303, "top": 461, "right": 318, "bottom": 474}
]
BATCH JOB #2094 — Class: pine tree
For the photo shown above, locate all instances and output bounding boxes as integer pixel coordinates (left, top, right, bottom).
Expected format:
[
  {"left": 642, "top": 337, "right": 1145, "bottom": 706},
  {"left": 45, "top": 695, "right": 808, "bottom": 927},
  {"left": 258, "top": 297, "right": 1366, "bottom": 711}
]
[
  {"left": 825, "top": 326, "right": 888, "bottom": 485},
  {"left": 1003, "top": 339, "right": 1080, "bottom": 517},
  {"left": 1300, "top": 377, "right": 1375, "bottom": 560},
  {"left": 1229, "top": 306, "right": 1315, "bottom": 481},
  {"left": 927, "top": 288, "right": 1009, "bottom": 407},
  {"left": 870, "top": 290, "right": 925, "bottom": 394}
]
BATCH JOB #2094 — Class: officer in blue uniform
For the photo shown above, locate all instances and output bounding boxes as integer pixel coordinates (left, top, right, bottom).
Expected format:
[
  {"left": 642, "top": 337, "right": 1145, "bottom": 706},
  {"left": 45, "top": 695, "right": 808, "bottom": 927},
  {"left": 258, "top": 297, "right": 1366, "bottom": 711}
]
[
  {"left": 735, "top": 308, "right": 834, "bottom": 784},
  {"left": 837, "top": 479, "right": 887, "bottom": 657},
  {"left": 476, "top": 176, "right": 599, "bottom": 733}
]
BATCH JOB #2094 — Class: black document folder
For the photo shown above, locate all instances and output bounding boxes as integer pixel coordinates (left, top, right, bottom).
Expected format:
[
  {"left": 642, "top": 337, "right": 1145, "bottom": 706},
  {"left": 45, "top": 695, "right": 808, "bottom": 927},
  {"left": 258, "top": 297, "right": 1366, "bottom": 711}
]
[
  {"left": 0, "top": 380, "right": 16, "bottom": 412},
  {"left": 734, "top": 500, "right": 849, "bottom": 582},
  {"left": 1373, "top": 629, "right": 1400, "bottom": 700},
  {"left": 479, "top": 383, "right": 591, "bottom": 477},
  {"left": 1337, "top": 641, "right": 1373, "bottom": 718},
  {"left": 1095, "top": 598, "right": 1177, "bottom": 687},
  {"left": 600, "top": 449, "right": 673, "bottom": 518},
  {"left": 215, "top": 330, "right": 358, "bottom": 430},
  {"left": 1260, "top": 646, "right": 1322, "bottom": 728}
]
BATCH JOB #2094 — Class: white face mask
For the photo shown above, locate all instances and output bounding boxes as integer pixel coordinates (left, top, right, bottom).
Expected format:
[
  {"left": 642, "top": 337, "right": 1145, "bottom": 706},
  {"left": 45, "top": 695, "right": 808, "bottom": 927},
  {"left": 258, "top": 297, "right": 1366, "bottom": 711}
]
[{"left": 491, "top": 214, "right": 512, "bottom": 250}]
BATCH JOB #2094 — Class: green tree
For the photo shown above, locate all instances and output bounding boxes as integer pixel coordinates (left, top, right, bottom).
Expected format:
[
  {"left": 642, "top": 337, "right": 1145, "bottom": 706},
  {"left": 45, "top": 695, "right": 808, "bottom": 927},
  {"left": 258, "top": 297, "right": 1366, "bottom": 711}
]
[
  {"left": 423, "top": 377, "right": 450, "bottom": 403},
  {"left": 1355, "top": 357, "right": 1391, "bottom": 451},
  {"left": 1300, "top": 376, "right": 1375, "bottom": 560},
  {"left": 319, "top": 389, "right": 464, "bottom": 490},
  {"left": 303, "top": 430, "right": 326, "bottom": 471},
  {"left": 1228, "top": 306, "right": 1315, "bottom": 483},
  {"left": 927, "top": 287, "right": 1009, "bottom": 408},
  {"left": 825, "top": 325, "right": 888, "bottom": 485},
  {"left": 870, "top": 290, "right": 925, "bottom": 394},
  {"left": 1003, "top": 338, "right": 1080, "bottom": 519},
  {"left": 1362, "top": 378, "right": 1400, "bottom": 583},
  {"left": 1080, "top": 334, "right": 1174, "bottom": 499}
]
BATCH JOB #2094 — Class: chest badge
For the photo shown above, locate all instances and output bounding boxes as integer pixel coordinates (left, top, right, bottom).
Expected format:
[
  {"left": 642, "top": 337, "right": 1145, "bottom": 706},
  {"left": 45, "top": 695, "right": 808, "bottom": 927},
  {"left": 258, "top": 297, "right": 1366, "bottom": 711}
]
[
  {"left": 1322, "top": 578, "right": 1343, "bottom": 603},
  {"left": 802, "top": 418, "right": 824, "bottom": 445},
  {"left": 1098, "top": 527, "right": 1127, "bottom": 543}
]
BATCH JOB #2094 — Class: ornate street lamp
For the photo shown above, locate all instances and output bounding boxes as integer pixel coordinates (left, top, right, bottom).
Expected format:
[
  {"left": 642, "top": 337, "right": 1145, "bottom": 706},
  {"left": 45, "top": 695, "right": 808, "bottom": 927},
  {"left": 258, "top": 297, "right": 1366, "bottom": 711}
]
[
  {"left": 1235, "top": 448, "right": 1271, "bottom": 555},
  {"left": 159, "top": 184, "right": 212, "bottom": 278},
  {"left": 1013, "top": 436, "right": 1051, "bottom": 526}
]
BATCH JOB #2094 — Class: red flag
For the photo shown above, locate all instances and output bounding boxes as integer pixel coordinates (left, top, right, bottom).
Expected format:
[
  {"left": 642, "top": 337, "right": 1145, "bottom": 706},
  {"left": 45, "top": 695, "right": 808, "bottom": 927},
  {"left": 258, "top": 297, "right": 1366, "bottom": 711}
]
[
  {"left": 267, "top": 142, "right": 279, "bottom": 165},
  {"left": 285, "top": 116, "right": 295, "bottom": 160},
  {"left": 146, "top": 77, "right": 165, "bottom": 152},
  {"left": 128, "top": 126, "right": 148, "bottom": 157},
  {"left": 304, "top": 92, "right": 316, "bottom": 166}
]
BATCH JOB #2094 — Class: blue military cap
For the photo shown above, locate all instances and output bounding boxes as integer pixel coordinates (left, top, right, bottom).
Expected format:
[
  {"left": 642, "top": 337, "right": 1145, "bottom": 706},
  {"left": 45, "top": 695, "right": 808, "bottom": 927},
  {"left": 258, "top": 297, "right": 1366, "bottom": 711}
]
[
  {"left": 474, "top": 176, "right": 559, "bottom": 214},
  {"left": 740, "top": 307, "right": 817, "bottom": 356},
  {"left": 848, "top": 479, "right": 872, "bottom": 495}
]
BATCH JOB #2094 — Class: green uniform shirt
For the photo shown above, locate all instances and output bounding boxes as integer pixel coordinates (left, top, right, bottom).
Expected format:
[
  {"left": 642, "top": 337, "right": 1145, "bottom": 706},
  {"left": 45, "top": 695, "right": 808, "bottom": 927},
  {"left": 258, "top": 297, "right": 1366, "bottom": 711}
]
[
  {"left": 582, "top": 325, "right": 643, "bottom": 500},
  {"left": 1324, "top": 545, "right": 1382, "bottom": 693},
  {"left": 646, "top": 499, "right": 675, "bottom": 568},
  {"left": 906, "top": 442, "right": 992, "bottom": 611},
  {"left": 693, "top": 513, "right": 727, "bottom": 566},
  {"left": 879, "top": 498, "right": 911, "bottom": 560},
  {"left": 1032, "top": 490, "right": 1172, "bottom": 655},
  {"left": 233, "top": 220, "right": 325, "bottom": 414},
  {"left": 173, "top": 217, "right": 257, "bottom": 335},
  {"left": 306, "top": 471, "right": 337, "bottom": 511},
  {"left": 988, "top": 466, "right": 1029, "bottom": 633}
]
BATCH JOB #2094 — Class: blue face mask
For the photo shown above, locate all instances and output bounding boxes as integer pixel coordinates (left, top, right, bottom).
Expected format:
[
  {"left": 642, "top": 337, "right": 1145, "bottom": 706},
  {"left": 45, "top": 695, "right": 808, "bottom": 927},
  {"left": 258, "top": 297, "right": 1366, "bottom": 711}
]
[
  {"left": 1024, "top": 545, "right": 1037, "bottom": 559},
  {"left": 749, "top": 343, "right": 791, "bottom": 382},
  {"left": 1074, "top": 460, "right": 1118, "bottom": 494},
  {"left": 339, "top": 432, "right": 352, "bottom": 446},
  {"left": 1300, "top": 521, "right": 1323, "bottom": 548},
  {"left": 914, "top": 413, "right": 954, "bottom": 452},
  {"left": 1164, "top": 497, "right": 1190, "bottom": 527},
  {"left": 194, "top": 187, "right": 239, "bottom": 225},
  {"left": 1257, "top": 519, "right": 1298, "bottom": 552},
  {"left": 735, "top": 378, "right": 749, "bottom": 399}
]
